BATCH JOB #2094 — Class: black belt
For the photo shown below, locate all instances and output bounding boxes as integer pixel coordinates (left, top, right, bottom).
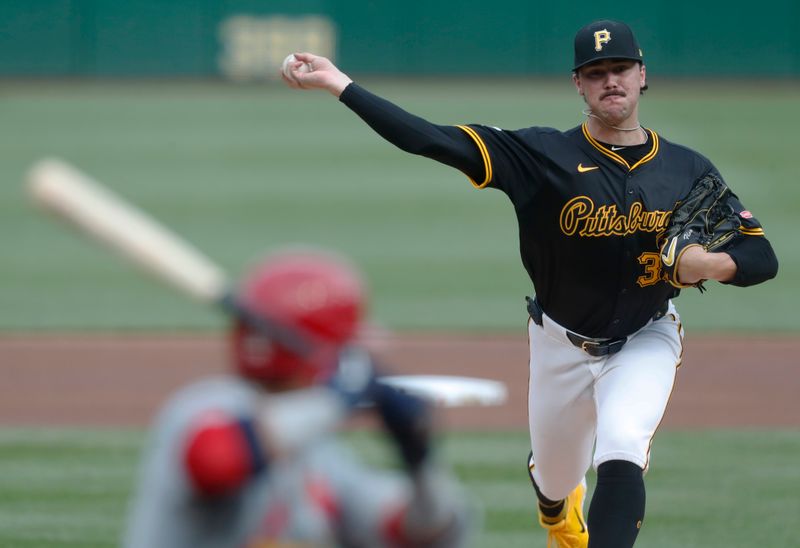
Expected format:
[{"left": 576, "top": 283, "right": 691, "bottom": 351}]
[{"left": 525, "top": 296, "right": 668, "bottom": 358}]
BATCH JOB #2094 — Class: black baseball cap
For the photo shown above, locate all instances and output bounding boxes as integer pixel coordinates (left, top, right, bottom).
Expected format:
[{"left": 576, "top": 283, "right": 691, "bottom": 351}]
[{"left": 573, "top": 20, "right": 643, "bottom": 71}]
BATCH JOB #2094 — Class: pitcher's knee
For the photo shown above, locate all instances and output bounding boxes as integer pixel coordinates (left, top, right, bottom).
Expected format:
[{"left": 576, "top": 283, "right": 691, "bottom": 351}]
[
  {"left": 593, "top": 434, "right": 649, "bottom": 470},
  {"left": 597, "top": 459, "right": 644, "bottom": 480}
]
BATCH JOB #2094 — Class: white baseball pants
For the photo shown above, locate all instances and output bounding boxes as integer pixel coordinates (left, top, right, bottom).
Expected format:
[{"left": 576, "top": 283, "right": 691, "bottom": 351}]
[{"left": 527, "top": 302, "right": 684, "bottom": 501}]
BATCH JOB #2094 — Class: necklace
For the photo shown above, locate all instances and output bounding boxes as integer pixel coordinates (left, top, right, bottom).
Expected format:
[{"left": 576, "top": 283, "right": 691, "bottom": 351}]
[{"left": 582, "top": 109, "right": 642, "bottom": 132}]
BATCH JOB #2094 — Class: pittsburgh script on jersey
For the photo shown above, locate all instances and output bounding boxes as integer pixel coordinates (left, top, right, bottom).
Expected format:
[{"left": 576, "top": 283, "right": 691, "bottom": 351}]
[{"left": 559, "top": 196, "right": 671, "bottom": 237}]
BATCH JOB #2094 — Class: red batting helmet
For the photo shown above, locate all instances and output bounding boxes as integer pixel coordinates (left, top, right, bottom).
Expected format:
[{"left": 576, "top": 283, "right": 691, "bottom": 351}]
[{"left": 231, "top": 248, "right": 366, "bottom": 387}]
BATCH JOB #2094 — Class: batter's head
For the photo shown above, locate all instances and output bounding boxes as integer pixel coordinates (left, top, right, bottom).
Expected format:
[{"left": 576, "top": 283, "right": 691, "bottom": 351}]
[
  {"left": 231, "top": 248, "right": 366, "bottom": 388},
  {"left": 573, "top": 20, "right": 643, "bottom": 71}
]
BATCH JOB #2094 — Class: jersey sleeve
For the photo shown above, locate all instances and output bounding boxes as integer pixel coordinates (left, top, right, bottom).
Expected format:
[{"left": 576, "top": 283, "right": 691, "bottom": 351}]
[
  {"left": 123, "top": 377, "right": 267, "bottom": 548},
  {"left": 719, "top": 193, "right": 779, "bottom": 286},
  {"left": 339, "top": 83, "right": 548, "bottom": 201},
  {"left": 455, "top": 124, "right": 549, "bottom": 201},
  {"left": 339, "top": 83, "right": 486, "bottom": 182},
  {"left": 700, "top": 164, "right": 779, "bottom": 287},
  {"left": 183, "top": 411, "right": 266, "bottom": 496}
]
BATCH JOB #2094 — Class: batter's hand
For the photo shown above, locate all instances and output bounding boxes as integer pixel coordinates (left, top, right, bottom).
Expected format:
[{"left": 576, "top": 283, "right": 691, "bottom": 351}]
[{"left": 280, "top": 52, "right": 353, "bottom": 97}]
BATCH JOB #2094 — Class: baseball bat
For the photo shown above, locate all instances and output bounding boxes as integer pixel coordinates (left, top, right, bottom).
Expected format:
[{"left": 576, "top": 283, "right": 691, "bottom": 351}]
[{"left": 25, "top": 158, "right": 309, "bottom": 355}]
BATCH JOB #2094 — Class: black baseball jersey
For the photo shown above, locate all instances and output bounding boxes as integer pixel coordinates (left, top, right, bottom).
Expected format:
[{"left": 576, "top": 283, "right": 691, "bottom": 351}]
[{"left": 340, "top": 83, "right": 778, "bottom": 339}]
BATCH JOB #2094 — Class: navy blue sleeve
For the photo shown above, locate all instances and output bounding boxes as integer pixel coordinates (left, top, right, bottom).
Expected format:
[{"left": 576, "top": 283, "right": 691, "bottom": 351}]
[
  {"left": 339, "top": 83, "right": 486, "bottom": 183},
  {"left": 717, "top": 192, "right": 778, "bottom": 286},
  {"left": 724, "top": 235, "right": 778, "bottom": 286}
]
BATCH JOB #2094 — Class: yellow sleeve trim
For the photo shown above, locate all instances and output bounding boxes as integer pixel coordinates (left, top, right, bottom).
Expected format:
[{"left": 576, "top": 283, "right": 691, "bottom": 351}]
[
  {"left": 739, "top": 226, "right": 765, "bottom": 236},
  {"left": 456, "top": 125, "right": 493, "bottom": 188}
]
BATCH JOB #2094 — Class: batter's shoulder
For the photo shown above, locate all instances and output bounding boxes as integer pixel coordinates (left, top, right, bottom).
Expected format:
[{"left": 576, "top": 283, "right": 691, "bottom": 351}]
[{"left": 153, "top": 375, "right": 260, "bottom": 433}]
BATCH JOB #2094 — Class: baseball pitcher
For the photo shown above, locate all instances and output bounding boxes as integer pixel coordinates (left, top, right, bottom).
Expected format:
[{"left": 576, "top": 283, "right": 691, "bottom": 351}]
[{"left": 280, "top": 19, "right": 778, "bottom": 548}]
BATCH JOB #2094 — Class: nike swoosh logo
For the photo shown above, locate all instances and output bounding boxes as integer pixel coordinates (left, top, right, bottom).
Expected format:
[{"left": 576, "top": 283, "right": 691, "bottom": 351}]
[
  {"left": 610, "top": 145, "right": 626, "bottom": 151},
  {"left": 661, "top": 237, "right": 677, "bottom": 267},
  {"left": 577, "top": 163, "right": 599, "bottom": 173}
]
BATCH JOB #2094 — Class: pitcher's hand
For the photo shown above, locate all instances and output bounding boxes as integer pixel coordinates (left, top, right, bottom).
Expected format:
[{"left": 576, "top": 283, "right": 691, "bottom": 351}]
[
  {"left": 676, "top": 245, "right": 736, "bottom": 285},
  {"left": 280, "top": 52, "right": 353, "bottom": 97}
]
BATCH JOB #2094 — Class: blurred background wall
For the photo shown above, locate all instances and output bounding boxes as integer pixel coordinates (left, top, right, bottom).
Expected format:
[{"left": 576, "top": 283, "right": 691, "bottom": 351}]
[{"left": 1, "top": 0, "right": 798, "bottom": 79}]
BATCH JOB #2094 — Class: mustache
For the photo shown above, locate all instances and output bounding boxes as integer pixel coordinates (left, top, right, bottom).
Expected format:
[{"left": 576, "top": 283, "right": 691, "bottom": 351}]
[{"left": 601, "top": 90, "right": 626, "bottom": 99}]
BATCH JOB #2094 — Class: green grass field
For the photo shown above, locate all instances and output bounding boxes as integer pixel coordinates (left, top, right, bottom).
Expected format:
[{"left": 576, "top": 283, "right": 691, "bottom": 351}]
[
  {"left": 2, "top": 79, "right": 798, "bottom": 332},
  {"left": 0, "top": 428, "right": 797, "bottom": 547},
  {"left": 1, "top": 80, "right": 797, "bottom": 547}
]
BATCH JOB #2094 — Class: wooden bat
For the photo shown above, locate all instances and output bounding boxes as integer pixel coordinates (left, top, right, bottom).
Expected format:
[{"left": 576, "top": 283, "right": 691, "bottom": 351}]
[{"left": 25, "top": 158, "right": 309, "bottom": 355}]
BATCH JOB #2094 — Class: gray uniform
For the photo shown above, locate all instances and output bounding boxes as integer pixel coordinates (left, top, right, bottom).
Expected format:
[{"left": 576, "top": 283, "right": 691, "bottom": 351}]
[{"left": 123, "top": 375, "right": 470, "bottom": 547}]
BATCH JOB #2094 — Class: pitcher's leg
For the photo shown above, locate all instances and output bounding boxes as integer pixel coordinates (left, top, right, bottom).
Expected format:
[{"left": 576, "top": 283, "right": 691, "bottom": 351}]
[
  {"left": 593, "top": 314, "right": 682, "bottom": 470},
  {"left": 589, "top": 313, "right": 683, "bottom": 545},
  {"left": 587, "top": 460, "right": 645, "bottom": 548},
  {"left": 527, "top": 320, "right": 597, "bottom": 500},
  {"left": 525, "top": 317, "right": 595, "bottom": 548}
]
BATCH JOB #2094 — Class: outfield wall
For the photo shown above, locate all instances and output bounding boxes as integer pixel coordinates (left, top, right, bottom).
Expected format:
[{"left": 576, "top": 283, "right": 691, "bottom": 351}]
[{"left": 1, "top": 0, "right": 798, "bottom": 78}]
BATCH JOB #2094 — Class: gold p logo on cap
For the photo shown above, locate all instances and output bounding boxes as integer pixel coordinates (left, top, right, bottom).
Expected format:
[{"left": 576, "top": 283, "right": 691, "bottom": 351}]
[{"left": 594, "top": 29, "right": 611, "bottom": 51}]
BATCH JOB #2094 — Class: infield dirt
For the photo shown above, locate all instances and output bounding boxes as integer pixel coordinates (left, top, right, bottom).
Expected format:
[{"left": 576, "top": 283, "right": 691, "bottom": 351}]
[{"left": 1, "top": 332, "right": 797, "bottom": 429}]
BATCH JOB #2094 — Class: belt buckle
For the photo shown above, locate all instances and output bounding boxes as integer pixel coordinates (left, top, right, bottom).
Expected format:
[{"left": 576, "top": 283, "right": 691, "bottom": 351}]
[
  {"left": 580, "top": 339, "right": 607, "bottom": 357},
  {"left": 581, "top": 337, "right": 625, "bottom": 357},
  {"left": 580, "top": 340, "right": 598, "bottom": 353}
]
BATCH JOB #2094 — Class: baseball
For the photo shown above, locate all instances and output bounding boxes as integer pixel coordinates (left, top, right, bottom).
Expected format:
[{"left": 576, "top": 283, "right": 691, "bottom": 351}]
[{"left": 281, "top": 54, "right": 311, "bottom": 80}]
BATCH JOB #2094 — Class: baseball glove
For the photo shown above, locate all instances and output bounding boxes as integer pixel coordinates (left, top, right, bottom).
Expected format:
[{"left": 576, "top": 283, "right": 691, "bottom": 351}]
[{"left": 658, "top": 173, "right": 741, "bottom": 291}]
